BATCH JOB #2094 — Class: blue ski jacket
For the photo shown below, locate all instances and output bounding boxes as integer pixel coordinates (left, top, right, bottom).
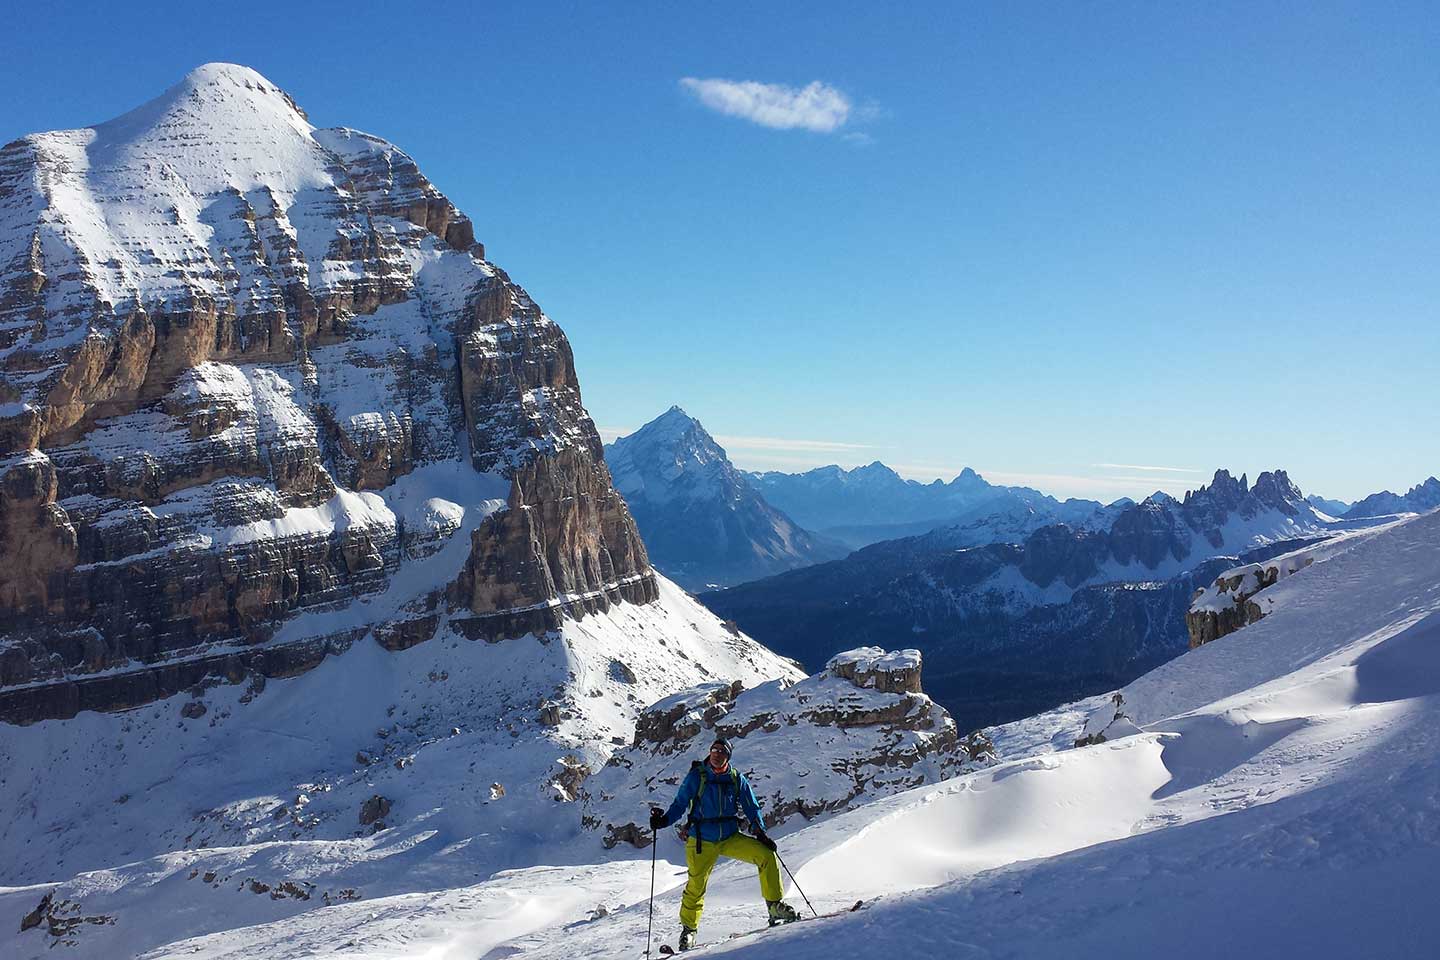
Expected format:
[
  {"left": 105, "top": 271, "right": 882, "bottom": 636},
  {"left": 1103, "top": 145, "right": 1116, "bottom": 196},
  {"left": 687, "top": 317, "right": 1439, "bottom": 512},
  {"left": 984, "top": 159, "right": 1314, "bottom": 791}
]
[{"left": 658, "top": 762, "right": 764, "bottom": 843}]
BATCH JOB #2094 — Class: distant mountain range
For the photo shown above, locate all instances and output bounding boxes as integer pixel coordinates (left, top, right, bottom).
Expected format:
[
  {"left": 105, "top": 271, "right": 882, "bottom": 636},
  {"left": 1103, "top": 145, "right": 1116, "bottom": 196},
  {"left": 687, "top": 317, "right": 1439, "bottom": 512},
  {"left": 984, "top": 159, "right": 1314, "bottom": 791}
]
[
  {"left": 1343, "top": 477, "right": 1440, "bottom": 519},
  {"left": 750, "top": 462, "right": 1116, "bottom": 549},
  {"left": 604, "top": 408, "right": 849, "bottom": 590},
  {"left": 1306, "top": 494, "right": 1352, "bottom": 517},
  {"left": 606, "top": 409, "right": 1145, "bottom": 590},
  {"left": 703, "top": 468, "right": 1348, "bottom": 729}
]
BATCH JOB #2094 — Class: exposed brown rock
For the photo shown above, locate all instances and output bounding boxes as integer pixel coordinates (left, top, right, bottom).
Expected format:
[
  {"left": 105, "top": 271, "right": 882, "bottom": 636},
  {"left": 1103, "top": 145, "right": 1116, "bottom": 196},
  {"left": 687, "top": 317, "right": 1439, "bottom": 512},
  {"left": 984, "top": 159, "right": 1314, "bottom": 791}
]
[
  {"left": 826, "top": 649, "right": 922, "bottom": 695},
  {"left": 0, "top": 453, "right": 78, "bottom": 615},
  {"left": 459, "top": 445, "right": 657, "bottom": 627},
  {"left": 1185, "top": 554, "right": 1315, "bottom": 648},
  {"left": 20, "top": 892, "right": 50, "bottom": 932},
  {"left": 633, "top": 681, "right": 742, "bottom": 748},
  {"left": 0, "top": 70, "right": 660, "bottom": 725},
  {"left": 358, "top": 794, "right": 391, "bottom": 826},
  {"left": 551, "top": 754, "right": 591, "bottom": 801}
]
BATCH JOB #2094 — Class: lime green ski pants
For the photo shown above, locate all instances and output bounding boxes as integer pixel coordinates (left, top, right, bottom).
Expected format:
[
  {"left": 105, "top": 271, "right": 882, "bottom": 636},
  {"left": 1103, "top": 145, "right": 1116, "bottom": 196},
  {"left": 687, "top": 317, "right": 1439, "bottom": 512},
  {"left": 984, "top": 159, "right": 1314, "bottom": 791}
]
[{"left": 679, "top": 833, "right": 783, "bottom": 930}]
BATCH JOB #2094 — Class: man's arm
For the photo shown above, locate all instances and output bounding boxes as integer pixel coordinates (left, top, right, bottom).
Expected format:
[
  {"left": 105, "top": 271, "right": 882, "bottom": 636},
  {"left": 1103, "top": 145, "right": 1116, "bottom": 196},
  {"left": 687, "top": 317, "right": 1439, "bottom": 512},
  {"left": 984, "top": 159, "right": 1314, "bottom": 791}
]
[
  {"left": 737, "top": 772, "right": 765, "bottom": 833},
  {"left": 655, "top": 767, "right": 700, "bottom": 828}
]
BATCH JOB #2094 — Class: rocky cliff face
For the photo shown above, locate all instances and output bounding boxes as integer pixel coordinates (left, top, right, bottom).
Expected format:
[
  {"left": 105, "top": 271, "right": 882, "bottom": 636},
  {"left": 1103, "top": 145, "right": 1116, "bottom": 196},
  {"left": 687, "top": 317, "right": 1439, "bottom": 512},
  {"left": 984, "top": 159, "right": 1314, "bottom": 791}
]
[
  {"left": 581, "top": 646, "right": 966, "bottom": 848},
  {"left": 604, "top": 407, "right": 846, "bottom": 589},
  {"left": 0, "top": 64, "right": 654, "bottom": 723}
]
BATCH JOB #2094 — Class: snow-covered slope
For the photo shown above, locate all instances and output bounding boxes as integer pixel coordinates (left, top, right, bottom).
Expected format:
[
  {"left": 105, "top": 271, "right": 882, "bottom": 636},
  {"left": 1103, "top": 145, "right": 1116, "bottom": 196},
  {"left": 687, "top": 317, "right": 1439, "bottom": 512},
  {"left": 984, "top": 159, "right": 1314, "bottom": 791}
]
[
  {"left": 498, "top": 509, "right": 1440, "bottom": 960},
  {"left": 604, "top": 407, "right": 847, "bottom": 589},
  {"left": 8, "top": 498, "right": 1432, "bottom": 959},
  {"left": 0, "top": 575, "right": 800, "bottom": 958}
]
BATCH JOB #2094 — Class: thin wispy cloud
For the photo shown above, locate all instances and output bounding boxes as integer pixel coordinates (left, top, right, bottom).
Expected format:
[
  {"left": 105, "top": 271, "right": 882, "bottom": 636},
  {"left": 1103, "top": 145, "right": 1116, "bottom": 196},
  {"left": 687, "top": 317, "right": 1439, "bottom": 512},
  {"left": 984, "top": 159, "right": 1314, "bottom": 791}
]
[
  {"left": 679, "top": 77, "right": 852, "bottom": 133},
  {"left": 599, "top": 422, "right": 1202, "bottom": 501},
  {"left": 596, "top": 426, "right": 872, "bottom": 455},
  {"left": 596, "top": 426, "right": 628, "bottom": 444},
  {"left": 980, "top": 470, "right": 1193, "bottom": 498},
  {"left": 1094, "top": 463, "right": 1203, "bottom": 474},
  {"left": 713, "top": 433, "right": 874, "bottom": 453}
]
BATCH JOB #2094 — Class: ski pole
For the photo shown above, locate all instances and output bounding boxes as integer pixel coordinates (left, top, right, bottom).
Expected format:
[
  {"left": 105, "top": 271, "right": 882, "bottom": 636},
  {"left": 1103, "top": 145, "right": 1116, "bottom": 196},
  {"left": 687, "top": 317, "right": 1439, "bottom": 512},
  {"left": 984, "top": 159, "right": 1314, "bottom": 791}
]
[
  {"left": 775, "top": 851, "right": 818, "bottom": 918},
  {"left": 646, "top": 826, "right": 658, "bottom": 958}
]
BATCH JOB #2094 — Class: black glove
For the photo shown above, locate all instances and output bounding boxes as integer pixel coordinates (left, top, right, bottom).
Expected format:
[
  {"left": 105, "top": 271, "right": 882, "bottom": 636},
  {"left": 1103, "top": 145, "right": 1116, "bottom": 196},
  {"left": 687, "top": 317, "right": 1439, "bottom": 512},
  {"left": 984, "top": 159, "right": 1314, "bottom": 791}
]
[
  {"left": 649, "top": 807, "right": 666, "bottom": 831},
  {"left": 756, "top": 830, "right": 777, "bottom": 852}
]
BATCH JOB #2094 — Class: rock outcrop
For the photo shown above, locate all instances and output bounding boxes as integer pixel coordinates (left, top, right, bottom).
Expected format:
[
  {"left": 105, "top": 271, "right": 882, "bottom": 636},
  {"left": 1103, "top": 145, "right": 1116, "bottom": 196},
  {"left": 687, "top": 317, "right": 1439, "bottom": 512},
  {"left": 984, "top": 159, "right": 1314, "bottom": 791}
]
[
  {"left": 580, "top": 646, "right": 966, "bottom": 848},
  {"left": 357, "top": 795, "right": 391, "bottom": 827},
  {"left": 0, "top": 64, "right": 654, "bottom": 723},
  {"left": 1185, "top": 548, "right": 1317, "bottom": 648}
]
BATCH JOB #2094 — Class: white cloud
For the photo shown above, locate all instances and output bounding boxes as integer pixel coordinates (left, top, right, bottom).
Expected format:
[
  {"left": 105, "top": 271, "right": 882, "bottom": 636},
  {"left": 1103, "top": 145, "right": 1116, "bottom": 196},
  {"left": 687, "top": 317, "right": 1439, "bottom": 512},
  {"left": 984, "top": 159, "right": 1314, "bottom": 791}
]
[
  {"left": 679, "top": 77, "right": 852, "bottom": 133},
  {"left": 712, "top": 433, "right": 874, "bottom": 453},
  {"left": 596, "top": 426, "right": 628, "bottom": 444},
  {"left": 596, "top": 427, "right": 873, "bottom": 456},
  {"left": 1093, "top": 463, "right": 1203, "bottom": 474},
  {"left": 978, "top": 470, "right": 1194, "bottom": 500}
]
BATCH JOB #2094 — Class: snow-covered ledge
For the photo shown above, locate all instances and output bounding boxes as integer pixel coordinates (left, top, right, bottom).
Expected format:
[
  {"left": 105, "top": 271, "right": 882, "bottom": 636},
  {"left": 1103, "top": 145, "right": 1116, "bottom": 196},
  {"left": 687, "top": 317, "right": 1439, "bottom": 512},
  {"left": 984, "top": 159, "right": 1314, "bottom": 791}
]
[{"left": 581, "top": 646, "right": 971, "bottom": 848}]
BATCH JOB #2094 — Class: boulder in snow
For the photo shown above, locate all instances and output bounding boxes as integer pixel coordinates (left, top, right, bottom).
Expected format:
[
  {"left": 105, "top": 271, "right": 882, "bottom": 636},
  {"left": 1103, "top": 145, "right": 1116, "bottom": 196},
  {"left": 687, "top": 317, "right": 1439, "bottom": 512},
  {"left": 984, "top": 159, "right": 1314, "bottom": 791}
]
[
  {"left": 358, "top": 795, "right": 391, "bottom": 826},
  {"left": 1075, "top": 693, "right": 1142, "bottom": 748}
]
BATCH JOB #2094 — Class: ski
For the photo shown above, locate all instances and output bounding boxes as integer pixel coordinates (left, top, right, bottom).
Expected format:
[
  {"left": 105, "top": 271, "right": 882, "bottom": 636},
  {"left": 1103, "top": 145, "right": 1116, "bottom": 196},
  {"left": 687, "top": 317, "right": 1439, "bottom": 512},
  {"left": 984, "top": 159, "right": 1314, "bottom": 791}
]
[{"left": 657, "top": 901, "right": 865, "bottom": 954}]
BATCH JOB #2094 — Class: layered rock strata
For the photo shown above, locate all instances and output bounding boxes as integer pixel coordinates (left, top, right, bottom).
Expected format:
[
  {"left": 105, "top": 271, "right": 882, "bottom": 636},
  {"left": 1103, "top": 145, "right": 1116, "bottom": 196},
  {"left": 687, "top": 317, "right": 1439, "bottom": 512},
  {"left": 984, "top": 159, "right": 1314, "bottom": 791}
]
[
  {"left": 580, "top": 646, "right": 965, "bottom": 848},
  {"left": 0, "top": 64, "right": 653, "bottom": 723}
]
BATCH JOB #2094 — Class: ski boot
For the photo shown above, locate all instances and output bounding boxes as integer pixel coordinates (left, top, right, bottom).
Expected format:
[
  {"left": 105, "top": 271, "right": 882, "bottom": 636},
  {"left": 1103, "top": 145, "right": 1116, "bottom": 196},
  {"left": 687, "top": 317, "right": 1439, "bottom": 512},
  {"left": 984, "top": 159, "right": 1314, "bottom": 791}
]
[
  {"left": 767, "top": 900, "right": 801, "bottom": 926},
  {"left": 678, "top": 926, "right": 697, "bottom": 951}
]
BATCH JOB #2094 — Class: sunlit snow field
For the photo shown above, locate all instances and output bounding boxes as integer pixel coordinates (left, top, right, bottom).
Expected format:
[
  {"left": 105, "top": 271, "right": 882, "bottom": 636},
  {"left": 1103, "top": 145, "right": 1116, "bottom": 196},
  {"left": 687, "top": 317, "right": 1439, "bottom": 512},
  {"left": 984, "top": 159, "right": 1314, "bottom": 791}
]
[{"left": 4, "top": 513, "right": 1438, "bottom": 959}]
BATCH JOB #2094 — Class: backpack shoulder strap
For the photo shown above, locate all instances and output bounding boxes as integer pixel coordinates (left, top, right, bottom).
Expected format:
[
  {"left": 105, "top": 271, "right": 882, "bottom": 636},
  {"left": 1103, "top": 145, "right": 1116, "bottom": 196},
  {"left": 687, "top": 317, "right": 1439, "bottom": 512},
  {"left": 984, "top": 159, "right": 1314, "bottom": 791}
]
[
  {"left": 687, "top": 759, "right": 708, "bottom": 851},
  {"left": 687, "top": 761, "right": 707, "bottom": 816}
]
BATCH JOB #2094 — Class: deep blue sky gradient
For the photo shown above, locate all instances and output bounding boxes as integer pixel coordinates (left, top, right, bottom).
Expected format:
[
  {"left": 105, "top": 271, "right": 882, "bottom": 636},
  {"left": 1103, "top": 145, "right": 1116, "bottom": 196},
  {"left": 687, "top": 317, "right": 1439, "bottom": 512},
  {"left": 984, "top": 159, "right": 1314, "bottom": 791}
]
[{"left": 4, "top": 2, "right": 1436, "bottom": 500}]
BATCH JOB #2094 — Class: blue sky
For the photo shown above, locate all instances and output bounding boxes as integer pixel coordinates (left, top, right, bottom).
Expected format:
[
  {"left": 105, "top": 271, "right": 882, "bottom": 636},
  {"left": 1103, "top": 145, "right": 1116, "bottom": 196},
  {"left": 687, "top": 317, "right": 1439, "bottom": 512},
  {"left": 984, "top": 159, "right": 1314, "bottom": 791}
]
[{"left": 4, "top": 2, "right": 1436, "bottom": 501}]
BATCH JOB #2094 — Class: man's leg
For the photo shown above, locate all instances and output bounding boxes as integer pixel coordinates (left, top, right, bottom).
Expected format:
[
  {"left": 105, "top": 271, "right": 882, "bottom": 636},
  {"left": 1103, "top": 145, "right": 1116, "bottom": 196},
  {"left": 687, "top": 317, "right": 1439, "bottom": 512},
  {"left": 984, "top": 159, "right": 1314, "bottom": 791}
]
[
  {"left": 713, "top": 834, "right": 784, "bottom": 903},
  {"left": 679, "top": 837, "right": 722, "bottom": 931}
]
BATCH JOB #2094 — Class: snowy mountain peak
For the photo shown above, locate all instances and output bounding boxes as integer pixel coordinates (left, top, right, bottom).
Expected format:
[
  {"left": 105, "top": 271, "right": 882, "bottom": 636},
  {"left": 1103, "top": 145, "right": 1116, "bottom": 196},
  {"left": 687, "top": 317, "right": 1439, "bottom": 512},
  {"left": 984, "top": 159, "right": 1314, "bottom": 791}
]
[
  {"left": 78, "top": 62, "right": 319, "bottom": 195},
  {"left": 1187, "top": 468, "right": 1247, "bottom": 507},
  {"left": 635, "top": 405, "right": 710, "bottom": 445},
  {"left": 605, "top": 407, "right": 728, "bottom": 502},
  {"left": 604, "top": 409, "right": 847, "bottom": 588},
  {"left": 100, "top": 62, "right": 312, "bottom": 136},
  {"left": 1250, "top": 468, "right": 1304, "bottom": 513},
  {"left": 853, "top": 460, "right": 901, "bottom": 481},
  {"left": 0, "top": 65, "right": 657, "bottom": 726}
]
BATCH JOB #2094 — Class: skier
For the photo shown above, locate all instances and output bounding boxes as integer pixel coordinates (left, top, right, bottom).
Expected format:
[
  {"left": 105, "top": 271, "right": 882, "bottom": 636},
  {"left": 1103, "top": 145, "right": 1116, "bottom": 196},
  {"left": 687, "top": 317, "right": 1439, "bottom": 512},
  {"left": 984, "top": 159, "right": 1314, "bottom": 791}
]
[{"left": 649, "top": 737, "right": 800, "bottom": 951}]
